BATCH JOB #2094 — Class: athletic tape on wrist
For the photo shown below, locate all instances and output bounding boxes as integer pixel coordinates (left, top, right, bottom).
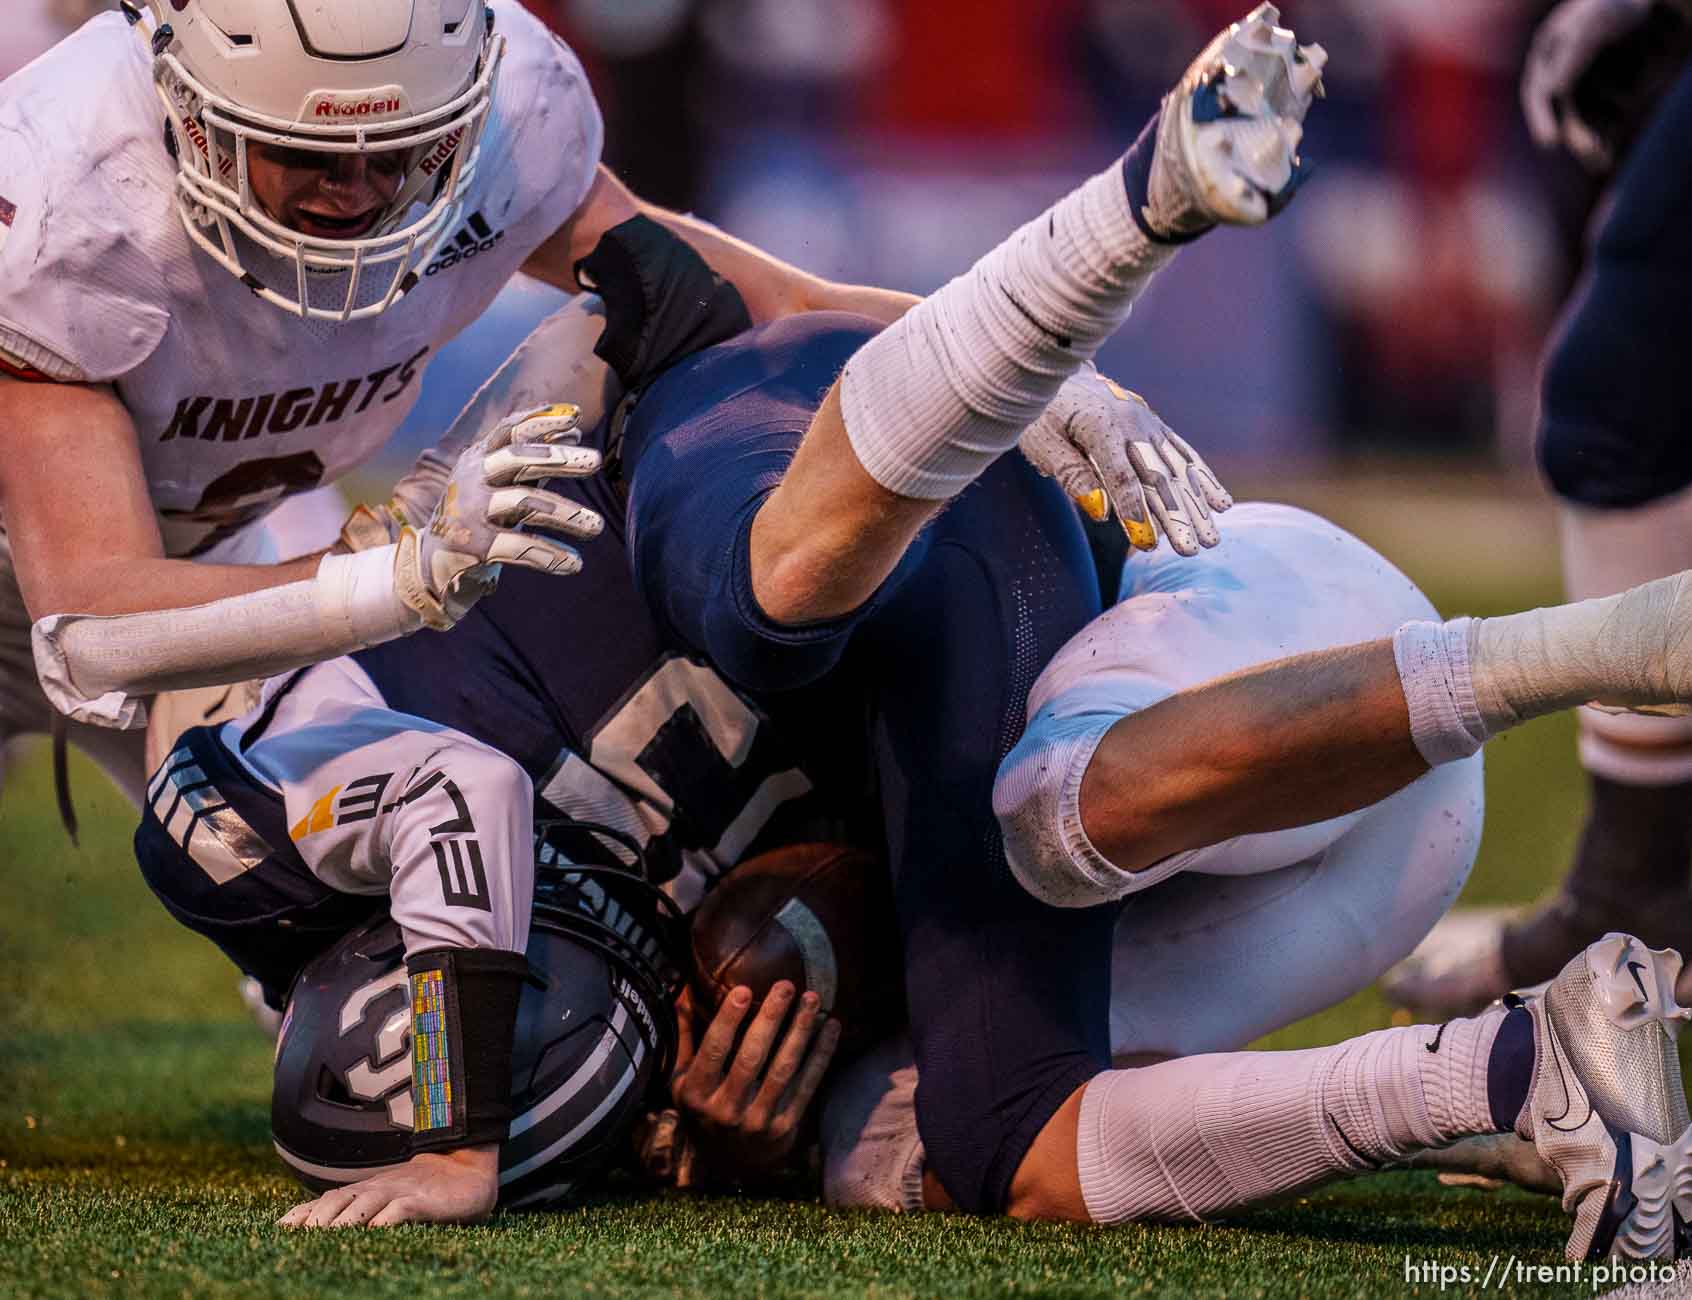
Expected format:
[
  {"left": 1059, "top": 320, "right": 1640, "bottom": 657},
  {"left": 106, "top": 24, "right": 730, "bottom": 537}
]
[
  {"left": 405, "top": 945, "right": 532, "bottom": 1153},
  {"left": 315, "top": 544, "right": 421, "bottom": 644}
]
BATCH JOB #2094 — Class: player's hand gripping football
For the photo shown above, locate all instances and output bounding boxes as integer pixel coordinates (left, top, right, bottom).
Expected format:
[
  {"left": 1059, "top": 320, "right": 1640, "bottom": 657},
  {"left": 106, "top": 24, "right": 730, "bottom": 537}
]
[
  {"left": 277, "top": 1145, "right": 498, "bottom": 1229},
  {"left": 669, "top": 983, "right": 841, "bottom": 1181},
  {"left": 1521, "top": 0, "right": 1654, "bottom": 171},
  {"left": 389, "top": 403, "right": 604, "bottom": 630},
  {"left": 1021, "top": 365, "right": 1233, "bottom": 555}
]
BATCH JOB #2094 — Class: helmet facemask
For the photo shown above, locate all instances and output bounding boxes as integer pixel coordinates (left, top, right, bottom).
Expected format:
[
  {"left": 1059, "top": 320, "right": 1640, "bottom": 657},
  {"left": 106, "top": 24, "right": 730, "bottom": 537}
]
[{"left": 137, "top": 3, "right": 503, "bottom": 322}]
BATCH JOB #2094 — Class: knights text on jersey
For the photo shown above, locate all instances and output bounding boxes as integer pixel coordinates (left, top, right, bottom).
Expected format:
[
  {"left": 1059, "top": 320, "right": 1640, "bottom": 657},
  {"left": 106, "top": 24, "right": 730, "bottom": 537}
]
[{"left": 0, "top": 3, "right": 603, "bottom": 556}]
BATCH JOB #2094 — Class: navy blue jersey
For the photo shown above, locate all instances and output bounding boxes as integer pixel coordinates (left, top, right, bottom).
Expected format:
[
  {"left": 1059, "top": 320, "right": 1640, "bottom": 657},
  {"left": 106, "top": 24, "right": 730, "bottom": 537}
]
[
  {"left": 348, "top": 336, "right": 874, "bottom": 903},
  {"left": 618, "top": 312, "right": 1112, "bottom": 1215}
]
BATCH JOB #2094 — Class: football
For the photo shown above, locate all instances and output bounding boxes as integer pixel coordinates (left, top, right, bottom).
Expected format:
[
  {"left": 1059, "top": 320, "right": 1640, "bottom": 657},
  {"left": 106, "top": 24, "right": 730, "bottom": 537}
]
[{"left": 689, "top": 842, "right": 904, "bottom": 1055}]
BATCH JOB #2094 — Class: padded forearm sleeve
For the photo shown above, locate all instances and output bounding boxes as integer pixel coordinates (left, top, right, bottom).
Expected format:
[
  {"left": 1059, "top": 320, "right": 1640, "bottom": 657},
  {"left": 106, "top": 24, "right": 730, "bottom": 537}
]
[
  {"left": 31, "top": 544, "right": 421, "bottom": 729},
  {"left": 406, "top": 945, "right": 531, "bottom": 1154}
]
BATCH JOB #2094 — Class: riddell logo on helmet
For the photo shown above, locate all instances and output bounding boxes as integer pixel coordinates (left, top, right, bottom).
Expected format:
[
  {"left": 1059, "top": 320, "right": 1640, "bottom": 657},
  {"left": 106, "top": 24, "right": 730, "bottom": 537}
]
[
  {"left": 311, "top": 95, "right": 404, "bottom": 120},
  {"left": 180, "top": 114, "right": 234, "bottom": 181},
  {"left": 417, "top": 128, "right": 464, "bottom": 180}
]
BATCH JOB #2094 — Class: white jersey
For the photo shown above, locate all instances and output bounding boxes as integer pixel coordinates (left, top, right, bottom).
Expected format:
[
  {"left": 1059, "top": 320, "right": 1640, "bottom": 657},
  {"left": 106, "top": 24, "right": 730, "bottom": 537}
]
[{"left": 0, "top": 3, "right": 602, "bottom": 558}]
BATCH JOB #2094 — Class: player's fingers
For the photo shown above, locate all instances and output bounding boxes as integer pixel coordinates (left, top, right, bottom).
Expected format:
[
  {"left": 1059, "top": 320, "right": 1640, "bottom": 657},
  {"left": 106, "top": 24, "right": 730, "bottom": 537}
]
[
  {"left": 688, "top": 986, "right": 752, "bottom": 1093},
  {"left": 719, "top": 982, "right": 796, "bottom": 1105},
  {"left": 508, "top": 403, "right": 582, "bottom": 445},
  {"left": 1075, "top": 417, "right": 1157, "bottom": 551},
  {"left": 485, "top": 486, "right": 604, "bottom": 539},
  {"left": 1165, "top": 430, "right": 1234, "bottom": 514},
  {"left": 368, "top": 1196, "right": 426, "bottom": 1228},
  {"left": 1125, "top": 440, "right": 1200, "bottom": 556},
  {"left": 302, "top": 1187, "right": 360, "bottom": 1229},
  {"left": 1021, "top": 425, "right": 1108, "bottom": 519},
  {"left": 327, "top": 1190, "right": 388, "bottom": 1229},
  {"left": 483, "top": 444, "right": 601, "bottom": 486},
  {"left": 783, "top": 1016, "right": 843, "bottom": 1118},
  {"left": 481, "top": 533, "right": 583, "bottom": 578},
  {"left": 749, "top": 991, "right": 823, "bottom": 1118},
  {"left": 1149, "top": 434, "right": 1220, "bottom": 548},
  {"left": 277, "top": 1200, "right": 317, "bottom": 1229},
  {"left": 1110, "top": 471, "right": 1158, "bottom": 552},
  {"left": 670, "top": 992, "right": 699, "bottom": 1090}
]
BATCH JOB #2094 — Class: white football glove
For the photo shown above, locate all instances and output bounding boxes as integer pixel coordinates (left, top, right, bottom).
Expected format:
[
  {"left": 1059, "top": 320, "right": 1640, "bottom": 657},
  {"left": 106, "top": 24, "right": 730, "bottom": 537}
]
[
  {"left": 1020, "top": 366, "right": 1233, "bottom": 556},
  {"left": 391, "top": 403, "right": 604, "bottom": 630},
  {"left": 1521, "top": 0, "right": 1654, "bottom": 171}
]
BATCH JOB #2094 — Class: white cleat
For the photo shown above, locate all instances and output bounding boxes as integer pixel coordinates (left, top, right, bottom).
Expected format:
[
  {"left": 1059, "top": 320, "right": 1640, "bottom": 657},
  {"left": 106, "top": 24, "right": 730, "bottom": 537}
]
[
  {"left": 1147, "top": 3, "right": 1327, "bottom": 235},
  {"left": 1517, "top": 934, "right": 1692, "bottom": 1261},
  {"left": 1380, "top": 906, "right": 1517, "bottom": 1018}
]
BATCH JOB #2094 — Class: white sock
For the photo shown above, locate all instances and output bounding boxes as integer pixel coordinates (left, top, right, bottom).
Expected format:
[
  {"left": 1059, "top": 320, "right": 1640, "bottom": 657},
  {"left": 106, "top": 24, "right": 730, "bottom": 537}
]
[
  {"left": 1392, "top": 618, "right": 1487, "bottom": 767},
  {"left": 1076, "top": 1009, "right": 1505, "bottom": 1223},
  {"left": 841, "top": 158, "right": 1176, "bottom": 501}
]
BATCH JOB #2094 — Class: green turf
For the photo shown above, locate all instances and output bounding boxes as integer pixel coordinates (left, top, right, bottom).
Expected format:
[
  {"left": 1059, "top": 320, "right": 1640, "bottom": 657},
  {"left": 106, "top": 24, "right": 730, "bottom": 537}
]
[{"left": 0, "top": 554, "right": 1605, "bottom": 1299}]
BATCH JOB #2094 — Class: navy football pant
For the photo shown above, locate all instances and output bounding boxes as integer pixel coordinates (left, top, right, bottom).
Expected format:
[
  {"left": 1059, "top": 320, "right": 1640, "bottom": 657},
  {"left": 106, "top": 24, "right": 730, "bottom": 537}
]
[
  {"left": 623, "top": 313, "right": 1117, "bottom": 1213},
  {"left": 1540, "top": 58, "right": 1692, "bottom": 508}
]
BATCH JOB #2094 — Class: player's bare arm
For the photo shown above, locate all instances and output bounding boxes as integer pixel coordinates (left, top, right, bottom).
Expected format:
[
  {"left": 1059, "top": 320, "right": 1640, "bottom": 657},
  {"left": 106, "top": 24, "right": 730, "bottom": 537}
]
[
  {"left": 20, "top": 395, "right": 600, "bottom": 728},
  {"left": 0, "top": 376, "right": 321, "bottom": 618},
  {"left": 523, "top": 164, "right": 920, "bottom": 327}
]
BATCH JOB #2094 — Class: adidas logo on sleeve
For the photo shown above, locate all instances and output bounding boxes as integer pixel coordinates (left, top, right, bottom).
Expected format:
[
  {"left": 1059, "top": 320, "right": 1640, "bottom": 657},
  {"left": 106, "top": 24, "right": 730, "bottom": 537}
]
[{"left": 425, "top": 211, "right": 505, "bottom": 276}]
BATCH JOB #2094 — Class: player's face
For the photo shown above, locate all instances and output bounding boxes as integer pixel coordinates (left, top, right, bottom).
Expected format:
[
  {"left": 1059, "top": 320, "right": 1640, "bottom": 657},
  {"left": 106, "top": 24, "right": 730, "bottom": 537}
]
[{"left": 247, "top": 141, "right": 408, "bottom": 241}]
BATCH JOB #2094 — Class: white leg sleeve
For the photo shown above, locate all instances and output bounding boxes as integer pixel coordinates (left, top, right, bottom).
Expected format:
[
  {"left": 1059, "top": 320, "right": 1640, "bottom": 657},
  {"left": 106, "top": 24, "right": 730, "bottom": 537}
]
[
  {"left": 841, "top": 162, "right": 1176, "bottom": 500},
  {"left": 1076, "top": 1009, "right": 1506, "bottom": 1223},
  {"left": 32, "top": 544, "right": 420, "bottom": 730}
]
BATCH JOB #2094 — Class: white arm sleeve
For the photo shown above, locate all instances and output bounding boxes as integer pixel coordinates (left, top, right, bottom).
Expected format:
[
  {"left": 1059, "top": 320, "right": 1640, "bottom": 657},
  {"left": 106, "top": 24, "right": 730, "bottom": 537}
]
[{"left": 32, "top": 544, "right": 421, "bottom": 729}]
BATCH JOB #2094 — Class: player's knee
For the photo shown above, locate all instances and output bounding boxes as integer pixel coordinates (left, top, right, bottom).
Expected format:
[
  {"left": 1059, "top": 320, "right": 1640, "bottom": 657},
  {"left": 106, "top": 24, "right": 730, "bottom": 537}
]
[{"left": 994, "top": 713, "right": 1130, "bottom": 908}]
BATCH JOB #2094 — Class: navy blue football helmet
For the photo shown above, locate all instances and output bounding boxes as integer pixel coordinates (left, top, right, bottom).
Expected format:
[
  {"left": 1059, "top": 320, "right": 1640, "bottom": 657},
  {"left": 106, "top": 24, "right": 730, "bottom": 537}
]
[{"left": 271, "top": 822, "right": 686, "bottom": 1208}]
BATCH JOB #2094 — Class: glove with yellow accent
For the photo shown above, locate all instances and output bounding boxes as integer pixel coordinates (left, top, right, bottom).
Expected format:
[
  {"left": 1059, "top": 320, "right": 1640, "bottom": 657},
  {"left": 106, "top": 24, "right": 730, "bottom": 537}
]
[
  {"left": 390, "top": 404, "right": 605, "bottom": 630},
  {"left": 1019, "top": 366, "right": 1233, "bottom": 556}
]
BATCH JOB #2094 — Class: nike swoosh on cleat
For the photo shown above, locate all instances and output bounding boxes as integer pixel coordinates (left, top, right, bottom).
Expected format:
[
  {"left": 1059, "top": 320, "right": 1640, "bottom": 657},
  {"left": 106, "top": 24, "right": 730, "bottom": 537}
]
[
  {"left": 1627, "top": 960, "right": 1651, "bottom": 1003},
  {"left": 1543, "top": 1010, "right": 1594, "bottom": 1134}
]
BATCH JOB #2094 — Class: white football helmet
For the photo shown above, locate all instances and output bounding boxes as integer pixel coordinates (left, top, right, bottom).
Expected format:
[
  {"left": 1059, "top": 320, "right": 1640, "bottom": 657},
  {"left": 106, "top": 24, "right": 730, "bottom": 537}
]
[{"left": 129, "top": 0, "right": 504, "bottom": 321}]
